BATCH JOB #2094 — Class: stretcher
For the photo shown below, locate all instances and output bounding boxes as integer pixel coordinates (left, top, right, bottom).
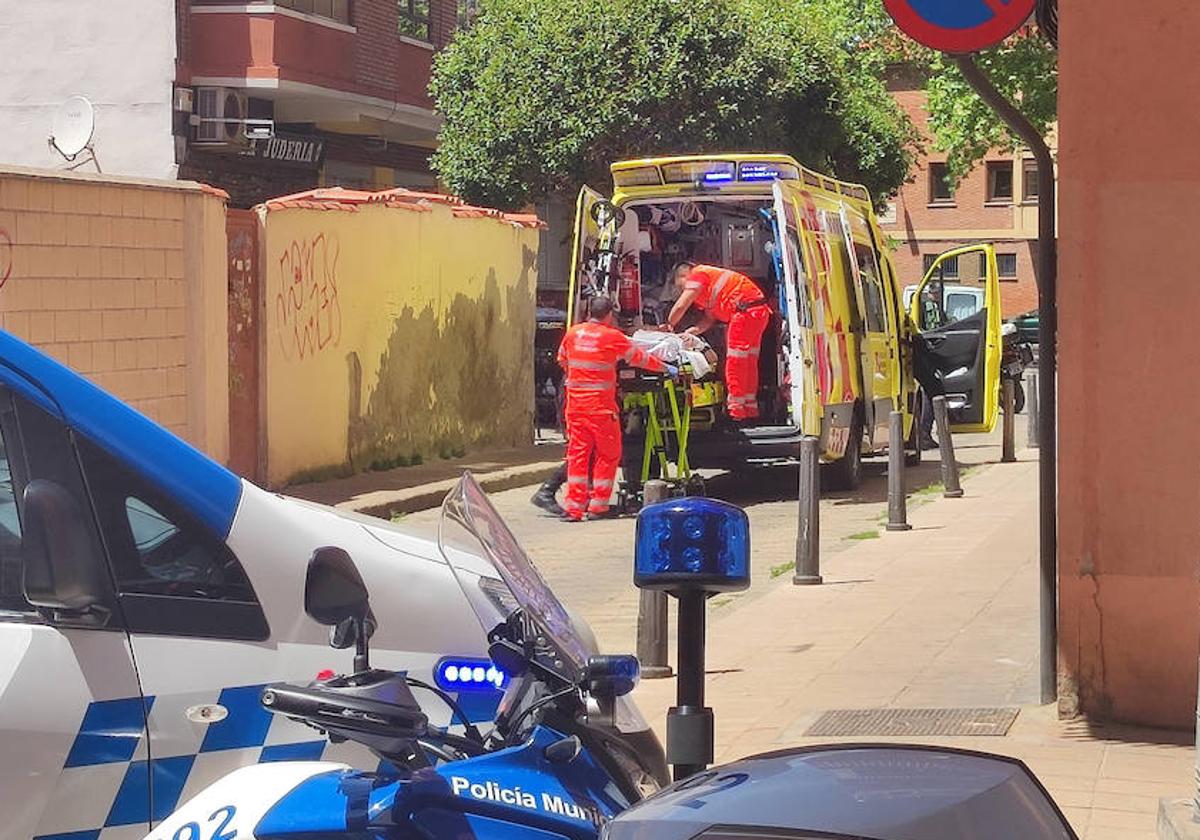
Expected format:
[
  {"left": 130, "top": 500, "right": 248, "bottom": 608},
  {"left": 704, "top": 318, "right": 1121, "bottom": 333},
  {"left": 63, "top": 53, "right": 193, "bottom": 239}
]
[{"left": 617, "top": 366, "right": 722, "bottom": 512}]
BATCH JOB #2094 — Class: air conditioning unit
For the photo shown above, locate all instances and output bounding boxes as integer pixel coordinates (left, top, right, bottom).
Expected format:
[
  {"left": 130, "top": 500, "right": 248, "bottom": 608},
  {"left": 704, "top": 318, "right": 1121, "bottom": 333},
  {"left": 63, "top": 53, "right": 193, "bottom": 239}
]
[{"left": 195, "top": 87, "right": 248, "bottom": 146}]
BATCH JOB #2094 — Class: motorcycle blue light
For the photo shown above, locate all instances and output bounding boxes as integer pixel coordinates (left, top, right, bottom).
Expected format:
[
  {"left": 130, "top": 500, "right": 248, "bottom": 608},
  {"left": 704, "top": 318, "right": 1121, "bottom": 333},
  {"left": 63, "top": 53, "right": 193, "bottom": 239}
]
[
  {"left": 434, "top": 657, "right": 507, "bottom": 692},
  {"left": 634, "top": 497, "right": 750, "bottom": 593},
  {"left": 585, "top": 654, "right": 640, "bottom": 697}
]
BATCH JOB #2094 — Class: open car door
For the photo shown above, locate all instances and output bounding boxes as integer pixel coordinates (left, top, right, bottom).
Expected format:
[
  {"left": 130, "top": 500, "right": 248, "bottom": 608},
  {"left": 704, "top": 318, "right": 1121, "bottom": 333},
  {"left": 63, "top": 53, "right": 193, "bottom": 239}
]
[
  {"left": 567, "top": 185, "right": 605, "bottom": 326},
  {"left": 910, "top": 244, "right": 1002, "bottom": 434}
]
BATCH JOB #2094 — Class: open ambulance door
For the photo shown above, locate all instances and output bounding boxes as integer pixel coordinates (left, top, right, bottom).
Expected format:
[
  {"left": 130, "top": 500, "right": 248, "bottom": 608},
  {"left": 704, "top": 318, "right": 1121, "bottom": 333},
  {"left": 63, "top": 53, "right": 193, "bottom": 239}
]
[
  {"left": 771, "top": 181, "right": 821, "bottom": 437},
  {"left": 910, "top": 244, "right": 1002, "bottom": 434},
  {"left": 567, "top": 185, "right": 605, "bottom": 326}
]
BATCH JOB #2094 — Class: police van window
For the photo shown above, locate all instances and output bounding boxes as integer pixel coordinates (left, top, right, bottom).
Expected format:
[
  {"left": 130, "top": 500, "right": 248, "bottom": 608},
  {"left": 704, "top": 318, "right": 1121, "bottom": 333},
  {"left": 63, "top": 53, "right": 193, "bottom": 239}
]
[
  {"left": 78, "top": 437, "right": 267, "bottom": 640},
  {"left": 853, "top": 245, "right": 888, "bottom": 334},
  {"left": 0, "top": 426, "right": 25, "bottom": 614}
]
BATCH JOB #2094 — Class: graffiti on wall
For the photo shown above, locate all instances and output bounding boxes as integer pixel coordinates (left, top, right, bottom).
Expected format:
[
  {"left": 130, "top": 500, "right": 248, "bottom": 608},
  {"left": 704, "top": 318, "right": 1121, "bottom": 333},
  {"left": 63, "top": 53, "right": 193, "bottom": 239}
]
[
  {"left": 0, "top": 228, "right": 12, "bottom": 288},
  {"left": 276, "top": 233, "right": 343, "bottom": 361}
]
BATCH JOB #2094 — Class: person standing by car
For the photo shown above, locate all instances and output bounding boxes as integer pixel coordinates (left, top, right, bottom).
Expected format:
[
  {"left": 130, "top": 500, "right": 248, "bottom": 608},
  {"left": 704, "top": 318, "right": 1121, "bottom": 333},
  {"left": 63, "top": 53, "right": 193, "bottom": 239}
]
[
  {"left": 662, "top": 261, "right": 769, "bottom": 422},
  {"left": 558, "top": 297, "right": 674, "bottom": 521}
]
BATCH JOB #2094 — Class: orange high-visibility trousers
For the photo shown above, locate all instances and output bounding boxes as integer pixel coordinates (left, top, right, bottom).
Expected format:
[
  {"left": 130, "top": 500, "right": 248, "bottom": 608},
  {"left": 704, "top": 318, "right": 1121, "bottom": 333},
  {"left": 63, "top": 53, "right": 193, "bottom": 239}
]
[
  {"left": 725, "top": 306, "right": 770, "bottom": 420},
  {"left": 564, "top": 410, "right": 621, "bottom": 520}
]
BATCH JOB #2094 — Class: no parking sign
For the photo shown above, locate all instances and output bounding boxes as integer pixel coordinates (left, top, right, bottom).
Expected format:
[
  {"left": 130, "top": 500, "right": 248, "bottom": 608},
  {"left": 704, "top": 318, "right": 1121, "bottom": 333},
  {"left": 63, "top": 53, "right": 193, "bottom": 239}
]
[{"left": 883, "top": 0, "right": 1037, "bottom": 53}]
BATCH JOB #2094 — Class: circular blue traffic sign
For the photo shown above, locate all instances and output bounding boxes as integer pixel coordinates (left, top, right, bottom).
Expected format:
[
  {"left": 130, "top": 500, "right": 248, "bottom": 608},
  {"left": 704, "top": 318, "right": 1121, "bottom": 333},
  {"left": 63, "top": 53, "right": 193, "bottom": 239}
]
[{"left": 884, "top": 0, "right": 1037, "bottom": 54}]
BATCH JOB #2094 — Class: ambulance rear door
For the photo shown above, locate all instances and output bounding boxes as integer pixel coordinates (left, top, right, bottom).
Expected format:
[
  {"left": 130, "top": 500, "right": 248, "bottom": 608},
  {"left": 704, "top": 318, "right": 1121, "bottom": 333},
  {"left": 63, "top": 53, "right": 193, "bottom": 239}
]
[
  {"left": 910, "top": 244, "right": 1002, "bottom": 433},
  {"left": 771, "top": 181, "right": 821, "bottom": 436},
  {"left": 568, "top": 185, "right": 605, "bottom": 326}
]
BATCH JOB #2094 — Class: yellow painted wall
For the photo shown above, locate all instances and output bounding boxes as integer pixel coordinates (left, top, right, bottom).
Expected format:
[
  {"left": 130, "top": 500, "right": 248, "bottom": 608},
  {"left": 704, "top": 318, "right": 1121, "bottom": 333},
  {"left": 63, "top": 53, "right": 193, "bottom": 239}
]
[{"left": 261, "top": 199, "right": 539, "bottom": 485}]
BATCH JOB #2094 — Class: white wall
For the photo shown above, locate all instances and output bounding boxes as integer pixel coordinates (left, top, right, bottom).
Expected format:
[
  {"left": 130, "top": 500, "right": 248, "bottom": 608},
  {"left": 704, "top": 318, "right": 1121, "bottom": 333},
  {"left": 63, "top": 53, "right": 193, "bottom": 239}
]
[{"left": 0, "top": 0, "right": 178, "bottom": 178}]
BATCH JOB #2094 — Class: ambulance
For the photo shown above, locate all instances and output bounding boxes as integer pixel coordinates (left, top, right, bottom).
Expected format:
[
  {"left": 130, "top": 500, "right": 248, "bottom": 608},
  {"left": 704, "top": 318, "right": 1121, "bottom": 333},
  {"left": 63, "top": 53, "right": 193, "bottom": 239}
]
[
  {"left": 568, "top": 153, "right": 1002, "bottom": 490},
  {"left": 0, "top": 331, "right": 661, "bottom": 839}
]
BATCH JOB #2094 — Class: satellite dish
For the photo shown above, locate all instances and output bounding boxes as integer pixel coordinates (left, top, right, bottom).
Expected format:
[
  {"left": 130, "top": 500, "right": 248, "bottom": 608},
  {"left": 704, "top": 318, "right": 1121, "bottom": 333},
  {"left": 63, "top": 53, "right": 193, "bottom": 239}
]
[{"left": 50, "top": 95, "right": 95, "bottom": 160}]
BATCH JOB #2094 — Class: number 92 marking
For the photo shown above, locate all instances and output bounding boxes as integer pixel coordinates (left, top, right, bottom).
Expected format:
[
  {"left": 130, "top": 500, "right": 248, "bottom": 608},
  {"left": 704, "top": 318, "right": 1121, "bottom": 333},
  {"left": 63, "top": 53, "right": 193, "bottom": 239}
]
[{"left": 172, "top": 805, "right": 238, "bottom": 840}]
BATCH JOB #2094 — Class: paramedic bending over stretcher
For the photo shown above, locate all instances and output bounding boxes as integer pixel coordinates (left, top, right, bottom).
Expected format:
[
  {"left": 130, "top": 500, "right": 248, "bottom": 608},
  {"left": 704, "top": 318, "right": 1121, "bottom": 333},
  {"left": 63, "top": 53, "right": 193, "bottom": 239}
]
[{"left": 663, "top": 261, "right": 770, "bottom": 422}]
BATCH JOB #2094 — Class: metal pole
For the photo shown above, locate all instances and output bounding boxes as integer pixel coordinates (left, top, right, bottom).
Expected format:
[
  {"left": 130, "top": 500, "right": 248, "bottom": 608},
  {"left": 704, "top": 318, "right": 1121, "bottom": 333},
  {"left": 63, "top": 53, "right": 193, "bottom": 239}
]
[
  {"left": 793, "top": 436, "right": 822, "bottom": 585},
  {"left": 954, "top": 54, "right": 1057, "bottom": 706},
  {"left": 1001, "top": 379, "right": 1017, "bottom": 463},
  {"left": 886, "top": 411, "right": 911, "bottom": 532},
  {"left": 1027, "top": 371, "right": 1040, "bottom": 449},
  {"left": 932, "top": 396, "right": 963, "bottom": 498},
  {"left": 636, "top": 480, "right": 673, "bottom": 678},
  {"left": 668, "top": 590, "right": 712, "bottom": 781}
]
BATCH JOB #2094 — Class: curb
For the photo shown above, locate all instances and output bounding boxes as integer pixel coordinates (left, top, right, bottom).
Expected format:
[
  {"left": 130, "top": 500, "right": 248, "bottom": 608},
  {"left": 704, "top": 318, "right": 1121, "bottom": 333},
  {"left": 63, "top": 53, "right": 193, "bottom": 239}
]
[{"left": 344, "top": 461, "right": 563, "bottom": 520}]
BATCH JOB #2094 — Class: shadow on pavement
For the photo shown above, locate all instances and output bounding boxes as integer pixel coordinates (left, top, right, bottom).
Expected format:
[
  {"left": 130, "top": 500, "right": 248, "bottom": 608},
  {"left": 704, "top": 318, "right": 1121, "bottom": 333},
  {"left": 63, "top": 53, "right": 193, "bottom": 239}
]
[{"left": 703, "top": 457, "right": 954, "bottom": 508}]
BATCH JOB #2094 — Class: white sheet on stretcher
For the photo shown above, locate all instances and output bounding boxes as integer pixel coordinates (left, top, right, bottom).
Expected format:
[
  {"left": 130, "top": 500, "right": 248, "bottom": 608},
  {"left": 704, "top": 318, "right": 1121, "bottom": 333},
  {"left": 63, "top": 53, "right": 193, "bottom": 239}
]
[{"left": 631, "top": 330, "right": 713, "bottom": 379}]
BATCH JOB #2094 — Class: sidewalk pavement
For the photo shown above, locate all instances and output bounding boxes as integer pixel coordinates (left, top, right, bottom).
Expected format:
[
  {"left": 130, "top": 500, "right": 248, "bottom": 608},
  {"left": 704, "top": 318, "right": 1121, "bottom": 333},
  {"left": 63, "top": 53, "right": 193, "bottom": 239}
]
[
  {"left": 284, "top": 442, "right": 564, "bottom": 518},
  {"left": 629, "top": 452, "right": 1194, "bottom": 840}
]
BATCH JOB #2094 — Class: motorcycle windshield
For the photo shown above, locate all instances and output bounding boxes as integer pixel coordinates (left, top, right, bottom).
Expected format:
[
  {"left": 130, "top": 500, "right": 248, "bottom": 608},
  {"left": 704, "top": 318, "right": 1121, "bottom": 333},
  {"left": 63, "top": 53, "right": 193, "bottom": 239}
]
[{"left": 438, "top": 472, "right": 589, "bottom": 682}]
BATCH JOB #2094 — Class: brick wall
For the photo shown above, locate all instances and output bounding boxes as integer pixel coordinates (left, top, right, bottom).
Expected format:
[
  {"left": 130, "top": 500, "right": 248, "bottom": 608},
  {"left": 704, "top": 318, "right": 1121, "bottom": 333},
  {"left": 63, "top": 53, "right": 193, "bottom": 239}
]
[
  {"left": 881, "top": 80, "right": 1042, "bottom": 319},
  {"left": 0, "top": 167, "right": 229, "bottom": 460}
]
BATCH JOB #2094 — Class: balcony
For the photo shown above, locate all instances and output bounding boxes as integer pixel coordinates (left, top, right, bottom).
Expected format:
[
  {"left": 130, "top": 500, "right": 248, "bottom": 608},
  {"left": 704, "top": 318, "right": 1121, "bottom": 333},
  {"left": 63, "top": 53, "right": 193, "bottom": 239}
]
[{"left": 187, "top": 2, "right": 436, "bottom": 119}]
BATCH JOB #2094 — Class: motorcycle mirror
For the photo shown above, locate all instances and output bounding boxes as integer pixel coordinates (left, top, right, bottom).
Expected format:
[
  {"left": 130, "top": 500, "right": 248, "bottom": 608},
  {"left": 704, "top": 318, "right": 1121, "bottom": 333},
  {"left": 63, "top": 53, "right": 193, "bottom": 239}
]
[
  {"left": 305, "top": 546, "right": 370, "bottom": 626},
  {"left": 305, "top": 547, "right": 375, "bottom": 672}
]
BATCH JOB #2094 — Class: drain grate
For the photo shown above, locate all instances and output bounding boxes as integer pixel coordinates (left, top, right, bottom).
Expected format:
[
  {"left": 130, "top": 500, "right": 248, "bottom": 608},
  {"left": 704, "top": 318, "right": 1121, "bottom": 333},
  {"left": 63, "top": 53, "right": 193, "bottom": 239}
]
[{"left": 803, "top": 707, "right": 1019, "bottom": 738}]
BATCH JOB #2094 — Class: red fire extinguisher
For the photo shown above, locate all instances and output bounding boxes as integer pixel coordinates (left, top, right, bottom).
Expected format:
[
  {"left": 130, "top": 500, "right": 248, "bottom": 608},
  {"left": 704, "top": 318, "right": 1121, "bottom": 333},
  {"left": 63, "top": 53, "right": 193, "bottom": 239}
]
[{"left": 618, "top": 254, "right": 641, "bottom": 317}]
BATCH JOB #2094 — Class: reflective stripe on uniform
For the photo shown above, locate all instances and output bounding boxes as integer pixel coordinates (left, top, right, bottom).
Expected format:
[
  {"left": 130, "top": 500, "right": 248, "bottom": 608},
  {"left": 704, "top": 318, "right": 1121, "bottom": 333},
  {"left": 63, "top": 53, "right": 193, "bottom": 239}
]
[
  {"left": 569, "top": 359, "right": 614, "bottom": 371},
  {"left": 593, "top": 479, "right": 613, "bottom": 489},
  {"left": 726, "top": 348, "right": 760, "bottom": 359},
  {"left": 703, "top": 270, "right": 737, "bottom": 310},
  {"left": 567, "top": 381, "right": 614, "bottom": 391},
  {"left": 567, "top": 476, "right": 588, "bottom": 485}
]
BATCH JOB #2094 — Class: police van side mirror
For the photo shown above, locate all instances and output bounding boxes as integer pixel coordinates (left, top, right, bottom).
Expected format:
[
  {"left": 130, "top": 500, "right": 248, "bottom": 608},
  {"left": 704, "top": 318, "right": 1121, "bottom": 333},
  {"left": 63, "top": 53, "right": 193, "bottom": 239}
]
[
  {"left": 22, "top": 479, "right": 109, "bottom": 622},
  {"left": 305, "top": 546, "right": 375, "bottom": 672}
]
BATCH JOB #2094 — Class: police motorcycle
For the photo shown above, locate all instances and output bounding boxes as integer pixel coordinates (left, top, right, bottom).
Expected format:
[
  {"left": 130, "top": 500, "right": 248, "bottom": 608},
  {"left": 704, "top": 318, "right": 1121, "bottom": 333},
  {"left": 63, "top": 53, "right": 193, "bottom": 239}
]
[
  {"left": 143, "top": 473, "right": 669, "bottom": 840},
  {"left": 147, "top": 473, "right": 1078, "bottom": 840}
]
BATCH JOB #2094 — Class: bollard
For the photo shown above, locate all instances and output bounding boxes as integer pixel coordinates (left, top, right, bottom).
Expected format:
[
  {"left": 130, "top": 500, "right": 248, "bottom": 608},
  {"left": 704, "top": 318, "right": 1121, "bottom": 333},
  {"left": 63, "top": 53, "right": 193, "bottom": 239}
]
[
  {"left": 1026, "top": 371, "right": 1040, "bottom": 449},
  {"left": 932, "top": 396, "right": 964, "bottom": 498},
  {"left": 636, "top": 480, "right": 673, "bottom": 678},
  {"left": 1001, "top": 379, "right": 1017, "bottom": 463},
  {"left": 886, "top": 411, "right": 912, "bottom": 532},
  {"left": 793, "top": 436, "right": 822, "bottom": 585}
]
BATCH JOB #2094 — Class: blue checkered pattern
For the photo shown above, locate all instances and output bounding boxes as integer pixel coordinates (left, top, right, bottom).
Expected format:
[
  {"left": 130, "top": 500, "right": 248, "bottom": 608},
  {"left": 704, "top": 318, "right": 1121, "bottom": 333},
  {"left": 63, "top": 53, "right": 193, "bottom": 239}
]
[{"left": 32, "top": 682, "right": 503, "bottom": 840}]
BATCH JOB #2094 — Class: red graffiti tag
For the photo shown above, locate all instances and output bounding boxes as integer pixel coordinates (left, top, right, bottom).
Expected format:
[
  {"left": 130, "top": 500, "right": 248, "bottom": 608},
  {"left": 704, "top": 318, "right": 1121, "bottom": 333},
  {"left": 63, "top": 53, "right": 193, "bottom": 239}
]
[
  {"left": 0, "top": 228, "right": 12, "bottom": 289},
  {"left": 276, "top": 233, "right": 342, "bottom": 361}
]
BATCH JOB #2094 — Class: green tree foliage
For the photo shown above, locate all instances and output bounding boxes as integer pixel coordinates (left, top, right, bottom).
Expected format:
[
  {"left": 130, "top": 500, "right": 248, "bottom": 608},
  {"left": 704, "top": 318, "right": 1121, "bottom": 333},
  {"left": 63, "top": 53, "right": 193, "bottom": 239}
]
[
  {"left": 925, "top": 34, "right": 1057, "bottom": 184},
  {"left": 430, "top": 0, "right": 917, "bottom": 209},
  {"left": 810, "top": 0, "right": 1057, "bottom": 185}
]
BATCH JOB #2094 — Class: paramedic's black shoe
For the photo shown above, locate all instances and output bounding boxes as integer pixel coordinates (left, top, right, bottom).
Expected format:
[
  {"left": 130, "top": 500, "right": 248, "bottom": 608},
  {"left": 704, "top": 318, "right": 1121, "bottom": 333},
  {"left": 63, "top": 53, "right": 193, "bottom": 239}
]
[
  {"left": 531, "top": 485, "right": 563, "bottom": 515},
  {"left": 920, "top": 435, "right": 939, "bottom": 450},
  {"left": 585, "top": 509, "right": 620, "bottom": 521}
]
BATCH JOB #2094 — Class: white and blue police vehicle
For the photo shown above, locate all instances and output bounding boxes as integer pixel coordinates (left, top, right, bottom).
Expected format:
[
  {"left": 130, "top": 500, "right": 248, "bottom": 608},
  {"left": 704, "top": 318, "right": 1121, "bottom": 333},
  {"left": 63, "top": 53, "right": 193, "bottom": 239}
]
[{"left": 0, "top": 331, "right": 663, "bottom": 840}]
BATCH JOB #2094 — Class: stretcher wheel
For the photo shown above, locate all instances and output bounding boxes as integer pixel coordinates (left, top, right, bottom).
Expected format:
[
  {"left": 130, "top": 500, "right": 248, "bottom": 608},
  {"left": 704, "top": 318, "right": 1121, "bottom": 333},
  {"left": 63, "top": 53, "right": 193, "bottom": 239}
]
[{"left": 683, "top": 475, "right": 706, "bottom": 498}]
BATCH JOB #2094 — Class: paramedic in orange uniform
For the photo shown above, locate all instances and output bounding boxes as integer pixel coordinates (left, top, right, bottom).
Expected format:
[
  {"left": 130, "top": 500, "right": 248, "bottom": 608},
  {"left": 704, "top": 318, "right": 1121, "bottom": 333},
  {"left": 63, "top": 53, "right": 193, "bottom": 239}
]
[
  {"left": 558, "top": 297, "right": 675, "bottom": 521},
  {"left": 664, "top": 261, "right": 769, "bottom": 421}
]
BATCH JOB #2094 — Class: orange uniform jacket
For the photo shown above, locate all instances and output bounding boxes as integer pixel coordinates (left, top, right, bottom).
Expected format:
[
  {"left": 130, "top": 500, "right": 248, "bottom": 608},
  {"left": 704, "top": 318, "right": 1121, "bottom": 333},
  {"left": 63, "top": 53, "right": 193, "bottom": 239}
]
[
  {"left": 557, "top": 321, "right": 667, "bottom": 415},
  {"left": 684, "top": 265, "right": 764, "bottom": 322}
]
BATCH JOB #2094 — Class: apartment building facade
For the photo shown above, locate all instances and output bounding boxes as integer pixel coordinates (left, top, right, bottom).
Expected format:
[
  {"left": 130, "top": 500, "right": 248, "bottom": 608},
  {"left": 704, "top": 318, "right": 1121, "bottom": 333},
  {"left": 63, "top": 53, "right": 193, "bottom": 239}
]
[
  {"left": 0, "top": 0, "right": 457, "bottom": 207},
  {"left": 881, "top": 72, "right": 1051, "bottom": 319}
]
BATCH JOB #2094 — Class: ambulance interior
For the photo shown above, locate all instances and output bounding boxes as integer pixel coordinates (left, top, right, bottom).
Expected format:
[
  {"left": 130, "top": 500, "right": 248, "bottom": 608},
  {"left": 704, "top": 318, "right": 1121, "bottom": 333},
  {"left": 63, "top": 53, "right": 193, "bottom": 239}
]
[{"left": 615, "top": 195, "right": 788, "bottom": 427}]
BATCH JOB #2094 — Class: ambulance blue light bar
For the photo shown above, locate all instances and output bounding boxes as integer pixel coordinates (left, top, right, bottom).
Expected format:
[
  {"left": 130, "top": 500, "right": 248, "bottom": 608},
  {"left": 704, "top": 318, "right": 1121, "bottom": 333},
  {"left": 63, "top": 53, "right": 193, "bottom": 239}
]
[
  {"left": 703, "top": 171, "right": 735, "bottom": 183},
  {"left": 434, "top": 658, "right": 508, "bottom": 691},
  {"left": 634, "top": 497, "right": 751, "bottom": 593}
]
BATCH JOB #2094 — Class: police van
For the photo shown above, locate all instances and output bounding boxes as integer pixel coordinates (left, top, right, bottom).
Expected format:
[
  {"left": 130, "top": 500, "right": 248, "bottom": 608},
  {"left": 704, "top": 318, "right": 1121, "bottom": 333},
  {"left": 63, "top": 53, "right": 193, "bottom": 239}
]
[
  {"left": 0, "top": 331, "right": 659, "bottom": 839},
  {"left": 568, "top": 153, "right": 1002, "bottom": 490}
]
